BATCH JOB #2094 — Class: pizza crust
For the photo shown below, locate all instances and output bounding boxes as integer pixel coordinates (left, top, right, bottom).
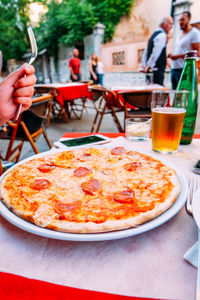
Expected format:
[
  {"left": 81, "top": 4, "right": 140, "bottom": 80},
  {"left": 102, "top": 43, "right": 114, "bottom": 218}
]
[{"left": 0, "top": 149, "right": 181, "bottom": 234}]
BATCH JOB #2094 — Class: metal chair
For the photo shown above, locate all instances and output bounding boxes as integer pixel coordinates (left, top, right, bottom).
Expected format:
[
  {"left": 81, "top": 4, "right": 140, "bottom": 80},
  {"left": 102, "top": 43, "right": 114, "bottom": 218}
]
[
  {"left": 89, "top": 86, "right": 123, "bottom": 133},
  {"left": 0, "top": 94, "right": 53, "bottom": 163}
]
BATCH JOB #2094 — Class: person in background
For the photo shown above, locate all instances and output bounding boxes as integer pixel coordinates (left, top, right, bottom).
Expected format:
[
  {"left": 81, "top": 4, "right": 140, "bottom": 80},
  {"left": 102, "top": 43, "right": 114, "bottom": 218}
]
[
  {"left": 69, "top": 48, "right": 81, "bottom": 82},
  {"left": 89, "top": 53, "right": 99, "bottom": 84},
  {"left": 168, "top": 11, "right": 200, "bottom": 89},
  {"left": 140, "top": 16, "right": 173, "bottom": 85},
  {"left": 0, "top": 64, "right": 36, "bottom": 126},
  {"left": 97, "top": 57, "right": 104, "bottom": 86}
]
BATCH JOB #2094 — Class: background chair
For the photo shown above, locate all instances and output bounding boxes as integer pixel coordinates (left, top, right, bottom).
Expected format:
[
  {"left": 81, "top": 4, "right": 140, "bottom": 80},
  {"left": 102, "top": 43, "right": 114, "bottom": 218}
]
[
  {"left": 89, "top": 86, "right": 123, "bottom": 133},
  {"left": 0, "top": 94, "right": 53, "bottom": 163},
  {"left": 118, "top": 90, "right": 152, "bottom": 131}
]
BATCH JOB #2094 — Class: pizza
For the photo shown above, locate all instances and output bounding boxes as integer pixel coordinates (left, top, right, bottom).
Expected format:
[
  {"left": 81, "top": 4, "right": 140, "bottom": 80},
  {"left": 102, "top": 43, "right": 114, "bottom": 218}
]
[{"left": 0, "top": 147, "right": 180, "bottom": 233}]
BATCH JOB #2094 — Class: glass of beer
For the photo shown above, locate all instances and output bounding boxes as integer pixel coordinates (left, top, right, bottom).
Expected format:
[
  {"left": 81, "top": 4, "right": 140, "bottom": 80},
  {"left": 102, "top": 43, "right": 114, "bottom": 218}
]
[{"left": 151, "top": 90, "right": 189, "bottom": 153}]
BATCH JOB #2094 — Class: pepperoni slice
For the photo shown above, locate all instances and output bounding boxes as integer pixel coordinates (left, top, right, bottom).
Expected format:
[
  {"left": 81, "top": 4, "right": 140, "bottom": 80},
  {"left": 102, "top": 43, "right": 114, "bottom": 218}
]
[
  {"left": 55, "top": 201, "right": 81, "bottom": 213},
  {"left": 124, "top": 162, "right": 142, "bottom": 171},
  {"left": 78, "top": 153, "right": 92, "bottom": 162},
  {"left": 113, "top": 189, "right": 134, "bottom": 204},
  {"left": 30, "top": 179, "right": 51, "bottom": 190},
  {"left": 111, "top": 147, "right": 125, "bottom": 155},
  {"left": 74, "top": 167, "right": 91, "bottom": 177},
  {"left": 37, "top": 164, "right": 56, "bottom": 173},
  {"left": 81, "top": 179, "right": 101, "bottom": 195}
]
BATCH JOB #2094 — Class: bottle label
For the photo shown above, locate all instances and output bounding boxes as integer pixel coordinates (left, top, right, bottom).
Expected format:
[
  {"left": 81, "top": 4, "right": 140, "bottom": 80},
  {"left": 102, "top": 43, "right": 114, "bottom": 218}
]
[{"left": 183, "top": 120, "right": 196, "bottom": 129}]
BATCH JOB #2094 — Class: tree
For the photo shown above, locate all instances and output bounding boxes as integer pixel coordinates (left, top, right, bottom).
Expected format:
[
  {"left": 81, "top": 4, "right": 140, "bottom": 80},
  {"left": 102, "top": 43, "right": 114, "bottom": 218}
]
[
  {"left": 0, "top": 0, "right": 31, "bottom": 61},
  {"left": 87, "top": 0, "right": 133, "bottom": 41},
  {"left": 37, "top": 0, "right": 134, "bottom": 59},
  {"left": 0, "top": 0, "right": 47, "bottom": 62}
]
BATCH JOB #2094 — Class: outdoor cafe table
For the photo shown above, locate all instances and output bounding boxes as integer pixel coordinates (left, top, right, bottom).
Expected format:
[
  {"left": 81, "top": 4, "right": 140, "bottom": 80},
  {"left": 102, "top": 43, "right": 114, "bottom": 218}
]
[
  {"left": 109, "top": 84, "right": 167, "bottom": 108},
  {"left": 0, "top": 132, "right": 199, "bottom": 299},
  {"left": 35, "top": 83, "right": 91, "bottom": 122}
]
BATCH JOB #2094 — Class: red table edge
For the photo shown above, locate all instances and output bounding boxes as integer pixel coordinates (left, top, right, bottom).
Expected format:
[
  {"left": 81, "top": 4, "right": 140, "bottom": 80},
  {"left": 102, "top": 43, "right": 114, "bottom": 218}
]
[
  {"left": 62, "top": 132, "right": 125, "bottom": 138},
  {"left": 0, "top": 272, "right": 165, "bottom": 300},
  {"left": 62, "top": 132, "right": 200, "bottom": 139}
]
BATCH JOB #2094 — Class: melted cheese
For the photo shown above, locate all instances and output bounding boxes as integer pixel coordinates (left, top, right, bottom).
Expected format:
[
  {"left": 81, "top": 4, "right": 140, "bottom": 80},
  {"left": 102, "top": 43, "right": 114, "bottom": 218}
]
[{"left": 1, "top": 148, "right": 175, "bottom": 225}]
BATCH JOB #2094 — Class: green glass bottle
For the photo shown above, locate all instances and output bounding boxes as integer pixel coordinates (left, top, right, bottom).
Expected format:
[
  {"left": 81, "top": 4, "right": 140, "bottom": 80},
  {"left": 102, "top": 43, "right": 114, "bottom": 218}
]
[{"left": 177, "top": 50, "right": 198, "bottom": 144}]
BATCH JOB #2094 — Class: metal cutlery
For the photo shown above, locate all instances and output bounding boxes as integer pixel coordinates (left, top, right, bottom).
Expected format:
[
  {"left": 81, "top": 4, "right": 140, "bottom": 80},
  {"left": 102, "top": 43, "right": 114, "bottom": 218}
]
[
  {"left": 185, "top": 176, "right": 199, "bottom": 216},
  {"left": 15, "top": 26, "right": 38, "bottom": 121},
  {"left": 186, "top": 176, "right": 200, "bottom": 299}
]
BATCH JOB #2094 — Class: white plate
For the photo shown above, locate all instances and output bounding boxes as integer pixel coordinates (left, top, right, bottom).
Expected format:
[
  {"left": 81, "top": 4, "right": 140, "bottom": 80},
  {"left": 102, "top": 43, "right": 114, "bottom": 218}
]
[
  {"left": 0, "top": 148, "right": 188, "bottom": 242},
  {"left": 192, "top": 189, "right": 200, "bottom": 228}
]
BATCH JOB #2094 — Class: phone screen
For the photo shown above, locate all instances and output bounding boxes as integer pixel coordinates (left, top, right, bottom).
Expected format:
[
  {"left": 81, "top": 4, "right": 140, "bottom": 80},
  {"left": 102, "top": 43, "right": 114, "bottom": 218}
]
[{"left": 60, "top": 135, "right": 107, "bottom": 147}]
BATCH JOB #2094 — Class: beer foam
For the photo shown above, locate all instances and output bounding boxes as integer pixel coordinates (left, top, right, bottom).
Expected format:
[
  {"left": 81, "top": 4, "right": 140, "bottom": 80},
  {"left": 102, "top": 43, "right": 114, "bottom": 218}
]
[{"left": 152, "top": 107, "right": 186, "bottom": 114}]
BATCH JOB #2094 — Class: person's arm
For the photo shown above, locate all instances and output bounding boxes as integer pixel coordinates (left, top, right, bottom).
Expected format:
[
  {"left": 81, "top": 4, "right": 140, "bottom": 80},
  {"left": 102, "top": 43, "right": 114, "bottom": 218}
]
[
  {"left": 0, "top": 64, "right": 36, "bottom": 126},
  {"left": 146, "top": 32, "right": 166, "bottom": 70},
  {"left": 69, "top": 59, "right": 77, "bottom": 81},
  {"left": 192, "top": 42, "right": 200, "bottom": 58},
  {"left": 89, "top": 60, "right": 97, "bottom": 81},
  {"left": 167, "top": 53, "right": 185, "bottom": 60},
  {"left": 168, "top": 43, "right": 200, "bottom": 60},
  {"left": 69, "top": 67, "right": 77, "bottom": 80},
  {"left": 140, "top": 47, "right": 147, "bottom": 71}
]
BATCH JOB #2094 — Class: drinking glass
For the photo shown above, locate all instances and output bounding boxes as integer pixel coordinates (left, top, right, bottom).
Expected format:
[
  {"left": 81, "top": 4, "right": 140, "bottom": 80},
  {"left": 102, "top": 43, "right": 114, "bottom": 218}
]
[
  {"left": 151, "top": 90, "right": 189, "bottom": 153},
  {"left": 125, "top": 118, "right": 151, "bottom": 141},
  {"left": 145, "top": 72, "right": 153, "bottom": 85}
]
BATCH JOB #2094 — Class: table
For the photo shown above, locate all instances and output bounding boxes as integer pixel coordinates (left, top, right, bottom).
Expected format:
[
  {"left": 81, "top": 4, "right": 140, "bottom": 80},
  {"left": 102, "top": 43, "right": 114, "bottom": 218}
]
[
  {"left": 111, "top": 84, "right": 167, "bottom": 108},
  {"left": 35, "top": 83, "right": 91, "bottom": 122},
  {"left": 89, "top": 84, "right": 167, "bottom": 133},
  {"left": 0, "top": 133, "right": 199, "bottom": 299}
]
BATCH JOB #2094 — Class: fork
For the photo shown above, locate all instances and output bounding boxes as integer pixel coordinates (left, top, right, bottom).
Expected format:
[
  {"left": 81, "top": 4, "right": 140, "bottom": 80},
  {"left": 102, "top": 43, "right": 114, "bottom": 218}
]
[
  {"left": 15, "top": 26, "right": 38, "bottom": 121},
  {"left": 185, "top": 176, "right": 200, "bottom": 216},
  {"left": 185, "top": 176, "right": 200, "bottom": 299}
]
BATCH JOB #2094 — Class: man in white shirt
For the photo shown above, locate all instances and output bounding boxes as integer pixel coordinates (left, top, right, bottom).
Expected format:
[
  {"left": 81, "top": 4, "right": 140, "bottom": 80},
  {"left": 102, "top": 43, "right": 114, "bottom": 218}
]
[
  {"left": 141, "top": 16, "right": 173, "bottom": 85},
  {"left": 168, "top": 11, "right": 200, "bottom": 89}
]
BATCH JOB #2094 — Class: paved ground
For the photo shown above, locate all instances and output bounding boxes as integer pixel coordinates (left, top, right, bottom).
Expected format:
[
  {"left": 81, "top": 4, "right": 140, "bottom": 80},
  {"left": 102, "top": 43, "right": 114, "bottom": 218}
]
[
  {"left": 1, "top": 98, "right": 200, "bottom": 162},
  {"left": 0, "top": 101, "right": 124, "bottom": 161}
]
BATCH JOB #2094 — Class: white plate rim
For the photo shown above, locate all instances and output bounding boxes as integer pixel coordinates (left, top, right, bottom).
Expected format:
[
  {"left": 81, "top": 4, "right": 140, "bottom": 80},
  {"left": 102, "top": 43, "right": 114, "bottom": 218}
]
[{"left": 0, "top": 146, "right": 188, "bottom": 242}]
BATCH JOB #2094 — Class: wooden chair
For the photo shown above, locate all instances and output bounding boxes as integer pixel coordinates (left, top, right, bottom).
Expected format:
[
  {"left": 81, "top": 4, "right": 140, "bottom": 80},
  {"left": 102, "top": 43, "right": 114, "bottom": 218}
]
[
  {"left": 0, "top": 94, "right": 53, "bottom": 163},
  {"left": 118, "top": 90, "right": 152, "bottom": 131},
  {"left": 89, "top": 86, "right": 123, "bottom": 133}
]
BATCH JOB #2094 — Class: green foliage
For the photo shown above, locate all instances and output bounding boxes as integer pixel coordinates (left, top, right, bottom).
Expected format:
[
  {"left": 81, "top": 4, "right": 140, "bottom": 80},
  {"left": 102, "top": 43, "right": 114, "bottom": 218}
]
[
  {"left": 36, "top": 0, "right": 97, "bottom": 59},
  {"left": 0, "top": 0, "right": 32, "bottom": 61},
  {"left": 0, "top": 0, "right": 134, "bottom": 62},
  {"left": 37, "top": 0, "right": 134, "bottom": 58},
  {"left": 87, "top": 0, "right": 133, "bottom": 41}
]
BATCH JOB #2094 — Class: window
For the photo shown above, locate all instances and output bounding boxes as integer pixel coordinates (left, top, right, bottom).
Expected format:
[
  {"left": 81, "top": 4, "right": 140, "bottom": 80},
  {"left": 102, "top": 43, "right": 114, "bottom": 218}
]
[{"left": 112, "top": 51, "right": 125, "bottom": 65}]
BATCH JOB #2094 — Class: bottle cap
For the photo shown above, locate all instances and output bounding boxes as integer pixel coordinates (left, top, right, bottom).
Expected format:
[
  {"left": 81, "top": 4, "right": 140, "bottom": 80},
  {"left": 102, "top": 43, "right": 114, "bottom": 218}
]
[{"left": 184, "top": 50, "right": 198, "bottom": 59}]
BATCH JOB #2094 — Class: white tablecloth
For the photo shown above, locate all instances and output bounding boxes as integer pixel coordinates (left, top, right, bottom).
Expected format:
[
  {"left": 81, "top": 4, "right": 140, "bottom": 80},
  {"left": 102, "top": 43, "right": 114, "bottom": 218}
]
[{"left": 0, "top": 137, "right": 199, "bottom": 299}]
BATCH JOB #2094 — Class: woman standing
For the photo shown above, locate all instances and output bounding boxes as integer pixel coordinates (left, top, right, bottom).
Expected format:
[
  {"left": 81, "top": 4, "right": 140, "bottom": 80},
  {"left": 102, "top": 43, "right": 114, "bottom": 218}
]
[
  {"left": 89, "top": 53, "right": 99, "bottom": 84},
  {"left": 97, "top": 57, "right": 104, "bottom": 86}
]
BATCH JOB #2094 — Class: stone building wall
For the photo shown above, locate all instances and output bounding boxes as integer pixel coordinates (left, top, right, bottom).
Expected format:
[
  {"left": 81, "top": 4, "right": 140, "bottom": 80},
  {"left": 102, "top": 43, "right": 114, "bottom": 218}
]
[{"left": 100, "top": 0, "right": 200, "bottom": 75}]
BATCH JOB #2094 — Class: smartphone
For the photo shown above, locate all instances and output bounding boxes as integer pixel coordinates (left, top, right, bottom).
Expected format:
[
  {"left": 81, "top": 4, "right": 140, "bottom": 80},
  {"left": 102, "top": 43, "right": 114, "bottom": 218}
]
[
  {"left": 54, "top": 134, "right": 110, "bottom": 149},
  {"left": 192, "top": 160, "right": 200, "bottom": 175}
]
